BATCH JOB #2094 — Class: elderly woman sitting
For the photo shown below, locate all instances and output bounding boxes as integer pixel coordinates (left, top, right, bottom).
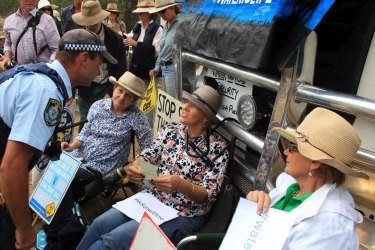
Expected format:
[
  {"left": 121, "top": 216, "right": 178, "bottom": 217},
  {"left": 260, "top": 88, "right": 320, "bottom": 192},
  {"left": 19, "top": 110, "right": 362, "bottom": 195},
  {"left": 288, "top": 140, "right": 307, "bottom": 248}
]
[
  {"left": 77, "top": 85, "right": 229, "bottom": 249},
  {"left": 62, "top": 71, "right": 152, "bottom": 200},
  {"left": 247, "top": 107, "right": 369, "bottom": 249}
]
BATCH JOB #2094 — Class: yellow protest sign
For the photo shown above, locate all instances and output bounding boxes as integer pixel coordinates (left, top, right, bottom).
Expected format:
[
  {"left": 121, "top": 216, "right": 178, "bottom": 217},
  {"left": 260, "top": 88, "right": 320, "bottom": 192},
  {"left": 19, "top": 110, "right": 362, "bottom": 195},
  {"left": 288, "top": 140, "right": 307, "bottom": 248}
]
[{"left": 140, "top": 77, "right": 157, "bottom": 114}]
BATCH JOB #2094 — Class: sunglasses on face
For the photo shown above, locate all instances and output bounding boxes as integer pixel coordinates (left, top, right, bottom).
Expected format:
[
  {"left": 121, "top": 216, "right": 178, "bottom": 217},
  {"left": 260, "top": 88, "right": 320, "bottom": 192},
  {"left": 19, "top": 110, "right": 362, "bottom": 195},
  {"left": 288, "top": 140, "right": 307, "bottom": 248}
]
[
  {"left": 41, "top": 7, "right": 52, "bottom": 12},
  {"left": 287, "top": 142, "right": 299, "bottom": 153},
  {"left": 159, "top": 8, "right": 167, "bottom": 14}
]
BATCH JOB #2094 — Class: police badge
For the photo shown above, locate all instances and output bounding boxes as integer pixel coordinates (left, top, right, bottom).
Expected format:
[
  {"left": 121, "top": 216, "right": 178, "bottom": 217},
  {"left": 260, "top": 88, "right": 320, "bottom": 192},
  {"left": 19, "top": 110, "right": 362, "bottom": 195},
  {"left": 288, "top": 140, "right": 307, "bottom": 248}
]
[{"left": 44, "top": 98, "right": 62, "bottom": 126}]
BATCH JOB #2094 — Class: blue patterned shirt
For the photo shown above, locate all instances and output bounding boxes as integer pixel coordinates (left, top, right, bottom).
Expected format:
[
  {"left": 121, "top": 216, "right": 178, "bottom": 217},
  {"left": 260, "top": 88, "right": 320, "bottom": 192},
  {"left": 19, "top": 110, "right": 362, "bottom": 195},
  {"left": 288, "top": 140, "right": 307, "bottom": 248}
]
[
  {"left": 140, "top": 123, "right": 229, "bottom": 217},
  {"left": 72, "top": 99, "right": 152, "bottom": 175}
]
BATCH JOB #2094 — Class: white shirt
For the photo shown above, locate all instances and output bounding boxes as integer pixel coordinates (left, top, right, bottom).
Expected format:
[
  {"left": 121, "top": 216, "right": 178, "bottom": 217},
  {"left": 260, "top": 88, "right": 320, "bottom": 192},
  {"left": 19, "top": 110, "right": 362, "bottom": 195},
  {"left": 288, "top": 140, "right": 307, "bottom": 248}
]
[
  {"left": 128, "top": 20, "right": 163, "bottom": 57},
  {"left": 270, "top": 173, "right": 362, "bottom": 250}
]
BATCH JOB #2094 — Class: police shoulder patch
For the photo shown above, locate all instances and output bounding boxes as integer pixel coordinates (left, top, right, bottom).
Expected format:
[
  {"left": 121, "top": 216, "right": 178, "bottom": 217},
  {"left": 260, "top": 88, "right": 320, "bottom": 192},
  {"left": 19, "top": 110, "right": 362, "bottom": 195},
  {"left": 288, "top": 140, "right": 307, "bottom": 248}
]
[{"left": 44, "top": 98, "right": 62, "bottom": 126}]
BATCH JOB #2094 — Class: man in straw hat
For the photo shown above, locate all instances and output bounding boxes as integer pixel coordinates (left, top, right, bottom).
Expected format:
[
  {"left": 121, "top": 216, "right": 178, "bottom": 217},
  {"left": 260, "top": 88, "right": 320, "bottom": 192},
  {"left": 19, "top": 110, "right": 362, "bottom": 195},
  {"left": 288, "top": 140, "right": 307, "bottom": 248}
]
[
  {"left": 124, "top": 0, "right": 163, "bottom": 80},
  {"left": 72, "top": 0, "right": 126, "bottom": 131},
  {"left": 0, "top": 0, "right": 60, "bottom": 71},
  {"left": 77, "top": 84, "right": 229, "bottom": 249},
  {"left": 104, "top": 3, "right": 126, "bottom": 35},
  {"left": 0, "top": 29, "right": 117, "bottom": 250},
  {"left": 149, "top": 0, "right": 183, "bottom": 97},
  {"left": 247, "top": 107, "right": 369, "bottom": 249}
]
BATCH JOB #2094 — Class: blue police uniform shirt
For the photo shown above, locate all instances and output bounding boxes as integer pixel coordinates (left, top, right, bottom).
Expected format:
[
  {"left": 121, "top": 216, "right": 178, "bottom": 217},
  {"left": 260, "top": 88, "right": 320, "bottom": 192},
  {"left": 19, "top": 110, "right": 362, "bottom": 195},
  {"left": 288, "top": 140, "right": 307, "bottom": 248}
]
[{"left": 0, "top": 60, "right": 72, "bottom": 152}]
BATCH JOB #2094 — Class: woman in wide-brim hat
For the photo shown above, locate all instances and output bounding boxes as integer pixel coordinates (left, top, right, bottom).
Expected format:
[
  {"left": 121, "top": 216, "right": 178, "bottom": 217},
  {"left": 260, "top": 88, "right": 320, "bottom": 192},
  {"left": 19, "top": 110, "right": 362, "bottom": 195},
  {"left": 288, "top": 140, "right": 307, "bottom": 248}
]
[
  {"left": 77, "top": 84, "right": 230, "bottom": 249},
  {"left": 247, "top": 107, "right": 369, "bottom": 249},
  {"left": 104, "top": 3, "right": 126, "bottom": 35},
  {"left": 124, "top": 0, "right": 163, "bottom": 80},
  {"left": 149, "top": 0, "right": 183, "bottom": 97},
  {"left": 62, "top": 71, "right": 152, "bottom": 204}
]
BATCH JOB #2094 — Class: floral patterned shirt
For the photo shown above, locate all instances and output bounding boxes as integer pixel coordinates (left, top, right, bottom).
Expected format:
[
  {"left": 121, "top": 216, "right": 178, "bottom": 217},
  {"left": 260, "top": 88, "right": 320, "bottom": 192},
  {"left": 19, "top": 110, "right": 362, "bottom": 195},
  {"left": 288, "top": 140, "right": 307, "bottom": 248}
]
[
  {"left": 140, "top": 122, "right": 229, "bottom": 217},
  {"left": 72, "top": 99, "right": 152, "bottom": 175}
]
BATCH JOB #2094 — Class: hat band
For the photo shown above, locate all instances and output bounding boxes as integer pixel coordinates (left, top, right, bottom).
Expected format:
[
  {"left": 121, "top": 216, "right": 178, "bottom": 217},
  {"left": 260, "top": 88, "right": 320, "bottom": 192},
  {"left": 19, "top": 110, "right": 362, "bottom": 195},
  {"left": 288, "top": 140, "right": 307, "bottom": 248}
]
[
  {"left": 296, "top": 130, "right": 337, "bottom": 161},
  {"left": 59, "top": 43, "right": 107, "bottom": 52},
  {"left": 137, "top": 3, "right": 155, "bottom": 7},
  {"left": 192, "top": 93, "right": 216, "bottom": 114}
]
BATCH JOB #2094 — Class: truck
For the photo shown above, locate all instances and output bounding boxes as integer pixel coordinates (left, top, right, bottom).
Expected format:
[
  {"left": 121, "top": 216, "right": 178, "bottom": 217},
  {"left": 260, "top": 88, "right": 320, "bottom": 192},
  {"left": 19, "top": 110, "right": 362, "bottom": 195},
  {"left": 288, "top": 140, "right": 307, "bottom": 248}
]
[{"left": 170, "top": 0, "right": 375, "bottom": 249}]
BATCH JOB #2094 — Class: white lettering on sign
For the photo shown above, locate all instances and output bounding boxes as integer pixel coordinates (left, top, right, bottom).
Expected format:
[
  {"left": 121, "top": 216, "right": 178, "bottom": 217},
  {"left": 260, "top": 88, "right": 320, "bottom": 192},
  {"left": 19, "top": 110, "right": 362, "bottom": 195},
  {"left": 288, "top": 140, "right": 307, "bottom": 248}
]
[
  {"left": 215, "top": 0, "right": 271, "bottom": 4},
  {"left": 154, "top": 90, "right": 183, "bottom": 135},
  {"left": 206, "top": 69, "right": 253, "bottom": 120}
]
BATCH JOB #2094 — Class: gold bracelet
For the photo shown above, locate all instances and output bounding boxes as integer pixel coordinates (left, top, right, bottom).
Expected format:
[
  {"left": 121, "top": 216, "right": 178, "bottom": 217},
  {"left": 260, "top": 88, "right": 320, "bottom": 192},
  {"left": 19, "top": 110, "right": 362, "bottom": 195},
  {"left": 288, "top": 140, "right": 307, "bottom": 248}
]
[{"left": 189, "top": 182, "right": 195, "bottom": 195}]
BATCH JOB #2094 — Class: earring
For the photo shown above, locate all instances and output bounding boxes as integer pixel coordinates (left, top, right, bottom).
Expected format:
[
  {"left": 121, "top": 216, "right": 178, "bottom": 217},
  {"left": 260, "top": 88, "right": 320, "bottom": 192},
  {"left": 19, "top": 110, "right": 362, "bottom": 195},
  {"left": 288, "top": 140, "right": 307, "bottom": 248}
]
[{"left": 308, "top": 170, "right": 313, "bottom": 177}]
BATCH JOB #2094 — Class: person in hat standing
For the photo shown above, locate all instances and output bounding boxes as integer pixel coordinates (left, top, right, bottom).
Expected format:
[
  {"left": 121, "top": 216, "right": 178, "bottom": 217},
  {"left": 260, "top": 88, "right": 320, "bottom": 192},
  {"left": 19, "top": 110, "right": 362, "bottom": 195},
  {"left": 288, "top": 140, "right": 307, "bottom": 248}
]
[
  {"left": 104, "top": 3, "right": 126, "bottom": 35},
  {"left": 149, "top": 0, "right": 183, "bottom": 97},
  {"left": 52, "top": 9, "right": 64, "bottom": 37},
  {"left": 0, "top": 29, "right": 117, "bottom": 250},
  {"left": 77, "top": 84, "right": 229, "bottom": 249},
  {"left": 125, "top": 0, "right": 163, "bottom": 80},
  {"left": 61, "top": 0, "right": 84, "bottom": 33},
  {"left": 247, "top": 107, "right": 369, "bottom": 249},
  {"left": 61, "top": 71, "right": 152, "bottom": 200},
  {"left": 0, "top": 0, "right": 60, "bottom": 71},
  {"left": 38, "top": 0, "right": 64, "bottom": 37},
  {"left": 72, "top": 0, "right": 126, "bottom": 131}
]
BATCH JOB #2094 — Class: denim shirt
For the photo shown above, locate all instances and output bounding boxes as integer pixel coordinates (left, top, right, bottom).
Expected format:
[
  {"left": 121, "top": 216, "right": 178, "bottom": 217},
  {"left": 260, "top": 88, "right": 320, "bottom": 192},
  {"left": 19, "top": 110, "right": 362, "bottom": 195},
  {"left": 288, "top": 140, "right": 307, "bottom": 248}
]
[{"left": 154, "top": 14, "right": 180, "bottom": 72}]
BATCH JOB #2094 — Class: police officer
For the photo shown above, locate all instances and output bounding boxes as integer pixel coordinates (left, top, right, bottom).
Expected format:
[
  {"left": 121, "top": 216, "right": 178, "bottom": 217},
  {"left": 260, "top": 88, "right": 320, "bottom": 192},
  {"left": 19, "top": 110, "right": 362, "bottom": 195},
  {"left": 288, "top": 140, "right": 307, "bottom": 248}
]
[{"left": 0, "top": 29, "right": 117, "bottom": 250}]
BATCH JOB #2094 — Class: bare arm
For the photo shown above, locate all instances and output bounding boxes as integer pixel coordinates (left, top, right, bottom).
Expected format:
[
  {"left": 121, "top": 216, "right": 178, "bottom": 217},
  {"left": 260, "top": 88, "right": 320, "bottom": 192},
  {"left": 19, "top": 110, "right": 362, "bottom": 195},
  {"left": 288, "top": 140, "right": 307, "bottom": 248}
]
[
  {"left": 153, "top": 176, "right": 208, "bottom": 204},
  {"left": 0, "top": 141, "right": 36, "bottom": 249},
  {"left": 61, "top": 139, "right": 83, "bottom": 152}
]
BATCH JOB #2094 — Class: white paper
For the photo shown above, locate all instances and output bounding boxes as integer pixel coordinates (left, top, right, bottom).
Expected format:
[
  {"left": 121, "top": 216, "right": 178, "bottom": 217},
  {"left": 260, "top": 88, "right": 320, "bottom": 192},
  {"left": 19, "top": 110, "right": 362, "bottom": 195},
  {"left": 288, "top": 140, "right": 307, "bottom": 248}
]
[
  {"left": 220, "top": 198, "right": 296, "bottom": 250},
  {"left": 130, "top": 212, "right": 176, "bottom": 250},
  {"left": 113, "top": 193, "right": 179, "bottom": 225}
]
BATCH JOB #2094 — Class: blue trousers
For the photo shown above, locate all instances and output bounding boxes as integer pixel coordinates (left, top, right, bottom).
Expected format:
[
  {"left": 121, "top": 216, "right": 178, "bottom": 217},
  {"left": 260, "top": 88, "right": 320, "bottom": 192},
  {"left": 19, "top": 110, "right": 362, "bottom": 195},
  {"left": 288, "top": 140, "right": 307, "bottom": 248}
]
[
  {"left": 161, "top": 64, "right": 176, "bottom": 97},
  {"left": 77, "top": 208, "right": 206, "bottom": 250}
]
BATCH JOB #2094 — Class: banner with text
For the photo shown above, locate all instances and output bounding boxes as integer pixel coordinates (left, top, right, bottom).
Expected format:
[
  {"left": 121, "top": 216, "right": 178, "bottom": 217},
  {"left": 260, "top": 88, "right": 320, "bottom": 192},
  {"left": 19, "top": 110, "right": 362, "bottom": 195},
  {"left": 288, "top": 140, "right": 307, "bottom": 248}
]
[
  {"left": 153, "top": 89, "right": 183, "bottom": 134},
  {"left": 220, "top": 198, "right": 296, "bottom": 250}
]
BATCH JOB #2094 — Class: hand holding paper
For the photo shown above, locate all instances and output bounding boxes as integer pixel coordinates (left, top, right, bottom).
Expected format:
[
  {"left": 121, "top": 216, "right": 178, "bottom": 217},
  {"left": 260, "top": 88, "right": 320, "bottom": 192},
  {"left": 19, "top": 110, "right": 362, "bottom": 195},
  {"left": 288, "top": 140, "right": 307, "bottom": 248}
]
[{"left": 140, "top": 160, "right": 158, "bottom": 180}]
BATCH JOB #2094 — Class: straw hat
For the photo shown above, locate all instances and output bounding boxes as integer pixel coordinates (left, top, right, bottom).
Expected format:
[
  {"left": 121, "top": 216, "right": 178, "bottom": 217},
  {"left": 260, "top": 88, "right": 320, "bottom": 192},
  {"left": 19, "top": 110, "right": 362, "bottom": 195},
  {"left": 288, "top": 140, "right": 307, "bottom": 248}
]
[
  {"left": 38, "top": 0, "right": 52, "bottom": 10},
  {"left": 272, "top": 107, "right": 369, "bottom": 179},
  {"left": 133, "top": 0, "right": 156, "bottom": 13},
  {"left": 72, "top": 0, "right": 110, "bottom": 26},
  {"left": 182, "top": 85, "right": 222, "bottom": 123},
  {"left": 149, "top": 0, "right": 182, "bottom": 13},
  {"left": 0, "top": 31, "right": 5, "bottom": 40},
  {"left": 53, "top": 9, "right": 61, "bottom": 21},
  {"left": 105, "top": 3, "right": 122, "bottom": 13},
  {"left": 109, "top": 72, "right": 146, "bottom": 98},
  {"left": 59, "top": 29, "right": 118, "bottom": 65}
]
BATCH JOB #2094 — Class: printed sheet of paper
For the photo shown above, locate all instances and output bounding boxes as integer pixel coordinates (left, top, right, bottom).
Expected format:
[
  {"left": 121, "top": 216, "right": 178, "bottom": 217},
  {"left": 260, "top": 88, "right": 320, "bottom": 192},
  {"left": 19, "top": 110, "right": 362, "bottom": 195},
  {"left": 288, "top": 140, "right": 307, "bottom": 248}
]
[
  {"left": 220, "top": 198, "right": 296, "bottom": 250},
  {"left": 113, "top": 192, "right": 178, "bottom": 225},
  {"left": 130, "top": 212, "right": 176, "bottom": 250},
  {"left": 140, "top": 159, "right": 158, "bottom": 180},
  {"left": 29, "top": 152, "right": 80, "bottom": 224}
]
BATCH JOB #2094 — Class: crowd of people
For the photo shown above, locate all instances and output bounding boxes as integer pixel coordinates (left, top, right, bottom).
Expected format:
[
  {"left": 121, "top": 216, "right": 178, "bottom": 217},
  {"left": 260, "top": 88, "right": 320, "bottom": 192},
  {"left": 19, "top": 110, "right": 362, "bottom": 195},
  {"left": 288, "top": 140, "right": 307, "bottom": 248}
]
[{"left": 0, "top": 0, "right": 370, "bottom": 250}]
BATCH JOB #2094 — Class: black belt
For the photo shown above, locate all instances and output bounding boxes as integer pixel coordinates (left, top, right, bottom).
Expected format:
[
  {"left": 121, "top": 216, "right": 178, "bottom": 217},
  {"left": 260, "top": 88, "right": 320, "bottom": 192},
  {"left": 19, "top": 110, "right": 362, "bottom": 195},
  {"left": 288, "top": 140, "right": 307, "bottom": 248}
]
[{"left": 160, "top": 61, "right": 173, "bottom": 66}]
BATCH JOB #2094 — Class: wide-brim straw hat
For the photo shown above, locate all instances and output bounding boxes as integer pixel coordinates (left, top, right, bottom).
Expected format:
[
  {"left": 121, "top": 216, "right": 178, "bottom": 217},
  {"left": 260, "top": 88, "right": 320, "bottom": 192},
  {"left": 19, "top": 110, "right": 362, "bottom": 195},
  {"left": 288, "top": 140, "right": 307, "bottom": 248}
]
[
  {"left": 53, "top": 10, "right": 61, "bottom": 21},
  {"left": 149, "top": 0, "right": 182, "bottom": 14},
  {"left": 133, "top": 0, "right": 155, "bottom": 13},
  {"left": 72, "top": 0, "right": 110, "bottom": 26},
  {"left": 182, "top": 85, "right": 222, "bottom": 124},
  {"left": 272, "top": 107, "right": 369, "bottom": 179},
  {"left": 106, "top": 3, "right": 122, "bottom": 13},
  {"left": 109, "top": 72, "right": 146, "bottom": 99}
]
